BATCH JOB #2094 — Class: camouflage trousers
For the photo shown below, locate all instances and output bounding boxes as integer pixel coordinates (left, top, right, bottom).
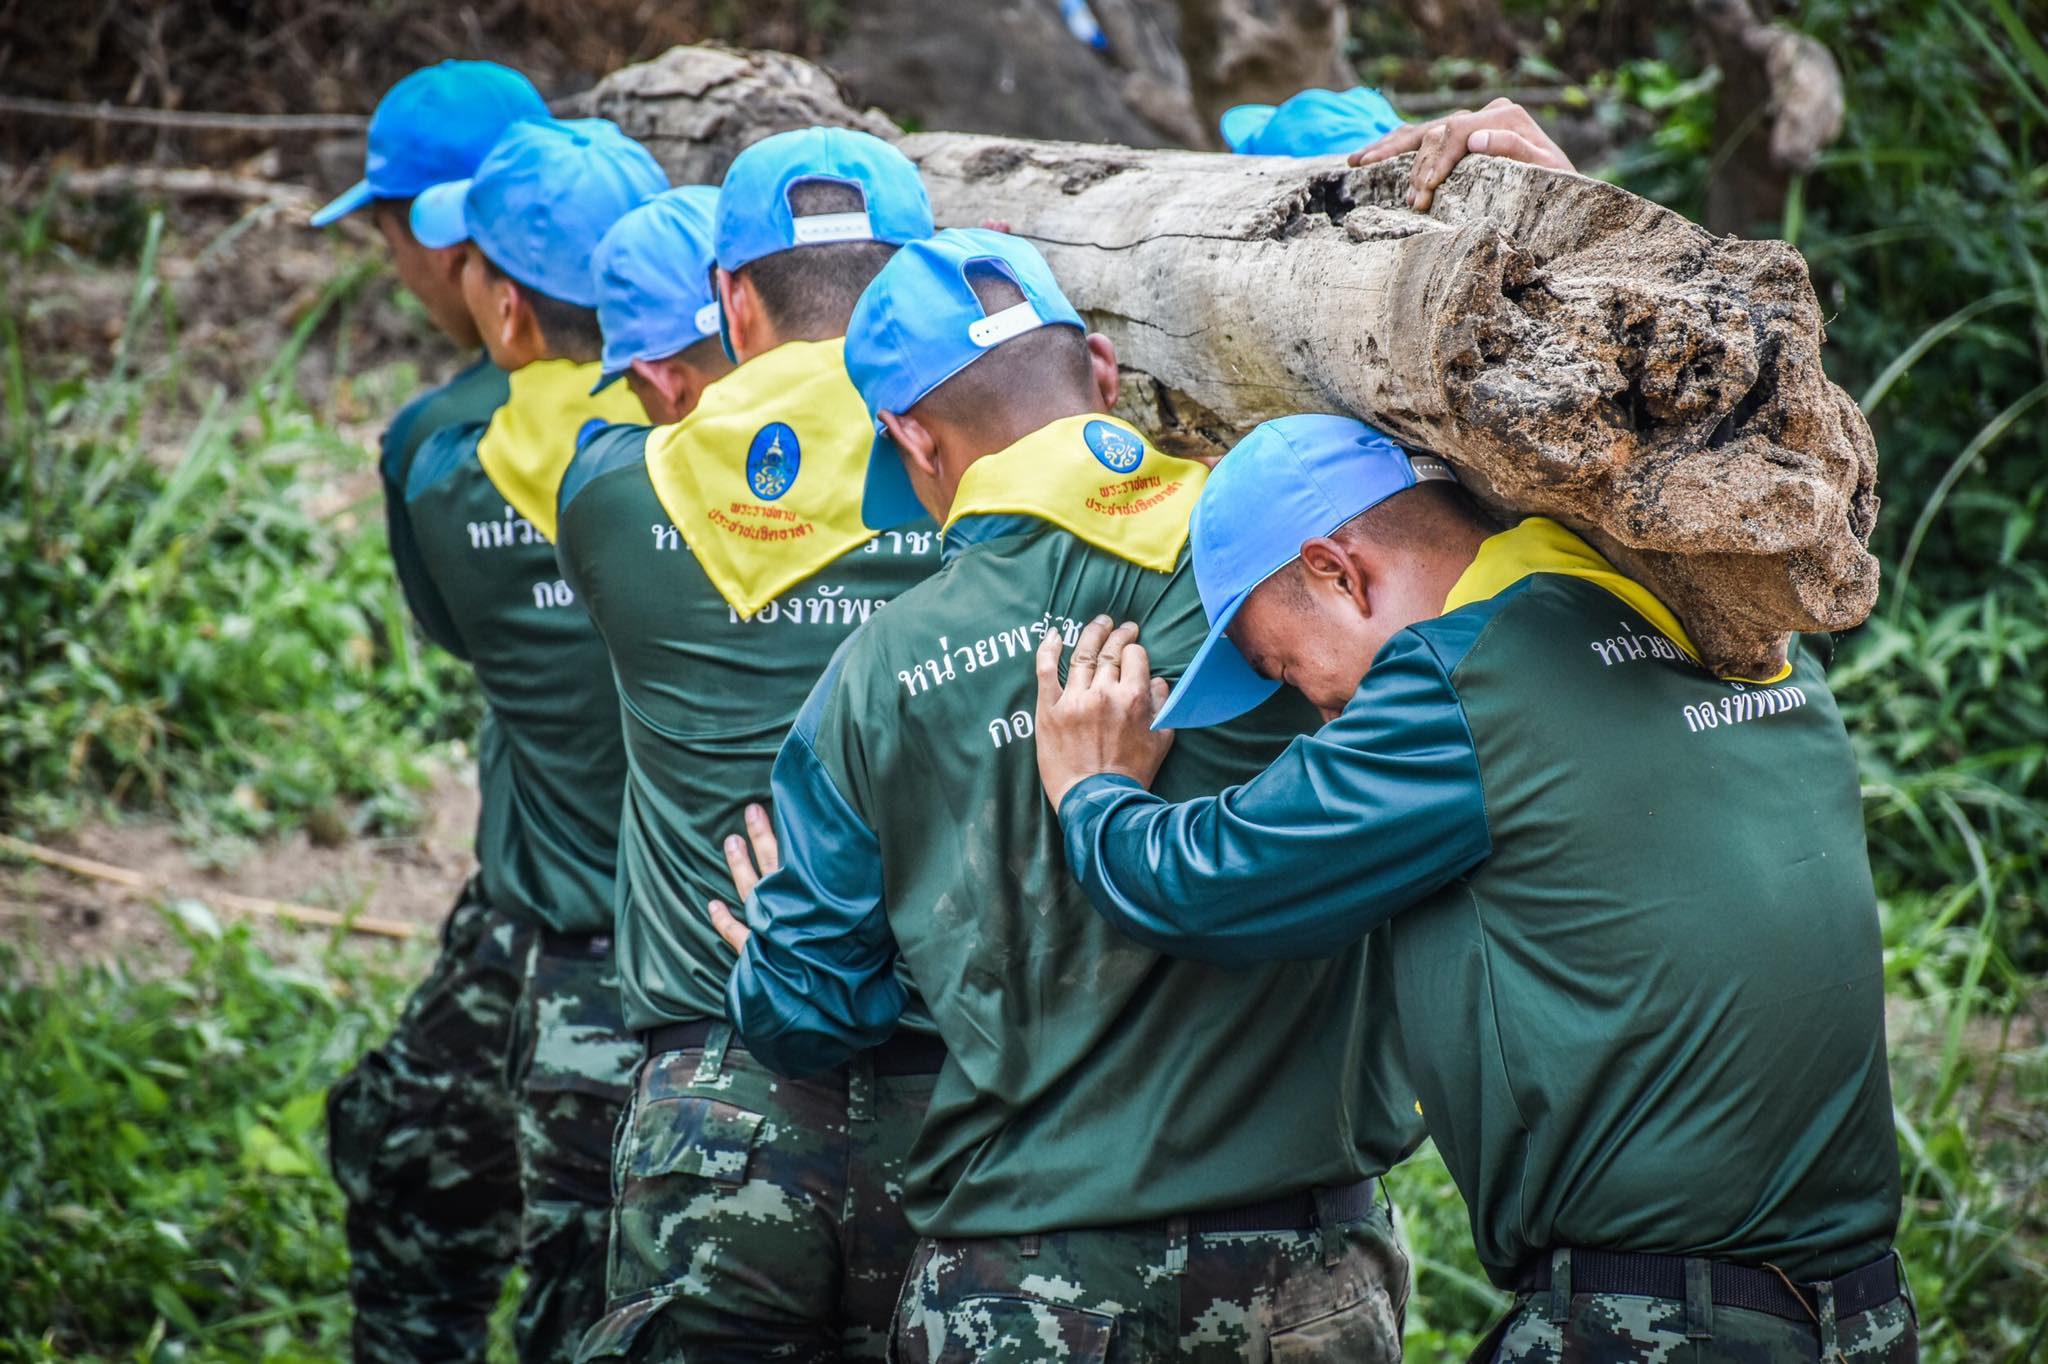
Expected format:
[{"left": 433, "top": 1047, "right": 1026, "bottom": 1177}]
[
  {"left": 1475, "top": 1269, "right": 1918, "bottom": 1363},
  {"left": 326, "top": 880, "right": 527, "bottom": 1364},
  {"left": 892, "top": 1188, "right": 1409, "bottom": 1363},
  {"left": 577, "top": 1025, "right": 937, "bottom": 1363},
  {"left": 510, "top": 931, "right": 643, "bottom": 1364}
]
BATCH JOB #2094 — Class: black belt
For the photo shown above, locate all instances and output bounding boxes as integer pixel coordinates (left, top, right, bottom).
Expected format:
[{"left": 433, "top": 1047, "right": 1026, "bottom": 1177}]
[
  {"left": 1187, "top": 1178, "right": 1378, "bottom": 1235},
  {"left": 536, "top": 928, "right": 613, "bottom": 958},
  {"left": 1514, "top": 1248, "right": 1902, "bottom": 1325},
  {"left": 642, "top": 1019, "right": 949, "bottom": 1076}
]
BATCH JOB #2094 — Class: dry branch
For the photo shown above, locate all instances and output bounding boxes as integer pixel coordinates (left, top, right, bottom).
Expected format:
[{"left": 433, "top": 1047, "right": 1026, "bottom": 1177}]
[
  {"left": 583, "top": 45, "right": 1884, "bottom": 677},
  {"left": 0, "top": 834, "right": 422, "bottom": 940},
  {"left": 60, "top": 166, "right": 322, "bottom": 211},
  {"left": 0, "top": 93, "right": 370, "bottom": 135}
]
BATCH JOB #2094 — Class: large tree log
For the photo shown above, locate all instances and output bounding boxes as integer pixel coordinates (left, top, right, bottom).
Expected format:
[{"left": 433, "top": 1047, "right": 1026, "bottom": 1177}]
[{"left": 591, "top": 45, "right": 1879, "bottom": 679}]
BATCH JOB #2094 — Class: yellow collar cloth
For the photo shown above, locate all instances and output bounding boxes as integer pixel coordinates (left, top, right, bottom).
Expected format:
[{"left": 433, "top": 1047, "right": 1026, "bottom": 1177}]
[
  {"left": 1445, "top": 517, "right": 1792, "bottom": 684},
  {"left": 944, "top": 414, "right": 1208, "bottom": 574},
  {"left": 477, "top": 358, "right": 646, "bottom": 543},
  {"left": 644, "top": 337, "right": 879, "bottom": 620}
]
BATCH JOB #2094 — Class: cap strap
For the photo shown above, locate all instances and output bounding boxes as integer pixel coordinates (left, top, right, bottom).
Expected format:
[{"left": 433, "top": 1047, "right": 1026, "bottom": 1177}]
[
  {"left": 791, "top": 211, "right": 874, "bottom": 244},
  {"left": 1409, "top": 454, "right": 1459, "bottom": 483},
  {"left": 968, "top": 300, "right": 1047, "bottom": 349}
]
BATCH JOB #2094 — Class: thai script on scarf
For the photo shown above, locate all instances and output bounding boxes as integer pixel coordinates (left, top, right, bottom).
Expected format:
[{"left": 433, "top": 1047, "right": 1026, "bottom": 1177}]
[{"left": 1084, "top": 473, "right": 1188, "bottom": 519}]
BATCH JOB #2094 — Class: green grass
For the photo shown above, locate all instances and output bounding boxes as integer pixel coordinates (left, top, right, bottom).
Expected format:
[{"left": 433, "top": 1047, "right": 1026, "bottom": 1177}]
[
  {"left": 0, "top": 917, "right": 420, "bottom": 1360},
  {"left": 0, "top": 193, "right": 480, "bottom": 845}
]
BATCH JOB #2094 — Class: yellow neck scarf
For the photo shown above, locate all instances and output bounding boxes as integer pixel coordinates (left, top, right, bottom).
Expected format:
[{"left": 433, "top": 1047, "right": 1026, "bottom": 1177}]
[
  {"left": 1445, "top": 517, "right": 1792, "bottom": 684},
  {"left": 475, "top": 358, "right": 646, "bottom": 543},
  {"left": 945, "top": 414, "right": 1206, "bottom": 573},
  {"left": 643, "top": 337, "right": 880, "bottom": 620}
]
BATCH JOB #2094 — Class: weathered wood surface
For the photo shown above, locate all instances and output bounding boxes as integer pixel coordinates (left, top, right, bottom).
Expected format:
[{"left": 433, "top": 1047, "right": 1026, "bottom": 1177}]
[{"left": 591, "top": 45, "right": 1880, "bottom": 678}]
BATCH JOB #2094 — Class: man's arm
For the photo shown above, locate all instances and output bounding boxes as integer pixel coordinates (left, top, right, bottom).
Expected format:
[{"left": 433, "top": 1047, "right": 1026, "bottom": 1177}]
[
  {"left": 716, "top": 663, "right": 908, "bottom": 1077},
  {"left": 1049, "top": 626, "right": 1493, "bottom": 963},
  {"left": 387, "top": 423, "right": 475, "bottom": 659}
]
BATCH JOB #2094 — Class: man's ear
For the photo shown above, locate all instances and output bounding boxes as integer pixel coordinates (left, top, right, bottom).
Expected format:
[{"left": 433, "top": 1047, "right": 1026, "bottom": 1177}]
[
  {"left": 628, "top": 358, "right": 689, "bottom": 413},
  {"left": 494, "top": 274, "right": 533, "bottom": 353},
  {"left": 879, "top": 410, "right": 941, "bottom": 480},
  {"left": 717, "top": 267, "right": 764, "bottom": 360},
  {"left": 1086, "top": 333, "right": 1120, "bottom": 410},
  {"left": 1298, "top": 535, "right": 1373, "bottom": 615}
]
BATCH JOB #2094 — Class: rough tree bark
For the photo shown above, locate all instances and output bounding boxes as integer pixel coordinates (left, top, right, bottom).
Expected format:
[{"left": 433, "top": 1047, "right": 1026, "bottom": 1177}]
[
  {"left": 1168, "top": 0, "right": 1357, "bottom": 137},
  {"left": 590, "top": 45, "right": 1880, "bottom": 680},
  {"left": 572, "top": 46, "right": 899, "bottom": 186},
  {"left": 1697, "top": 0, "right": 1847, "bottom": 235}
]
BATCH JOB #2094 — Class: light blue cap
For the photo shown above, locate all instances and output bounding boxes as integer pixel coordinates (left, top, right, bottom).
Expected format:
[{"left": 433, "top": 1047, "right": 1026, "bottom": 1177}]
[
  {"left": 844, "top": 228, "right": 1085, "bottom": 531},
  {"left": 1219, "top": 87, "right": 1402, "bottom": 158},
  {"left": 1153, "top": 415, "right": 1457, "bottom": 730},
  {"left": 589, "top": 185, "right": 723, "bottom": 392},
  {"left": 310, "top": 61, "right": 548, "bottom": 227},
  {"left": 713, "top": 127, "right": 934, "bottom": 274},
  {"left": 407, "top": 118, "right": 669, "bottom": 308}
]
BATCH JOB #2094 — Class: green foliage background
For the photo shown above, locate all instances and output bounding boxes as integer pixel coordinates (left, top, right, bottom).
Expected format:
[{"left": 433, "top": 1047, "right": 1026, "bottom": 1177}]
[{"left": 3, "top": 0, "right": 2045, "bottom": 1358}]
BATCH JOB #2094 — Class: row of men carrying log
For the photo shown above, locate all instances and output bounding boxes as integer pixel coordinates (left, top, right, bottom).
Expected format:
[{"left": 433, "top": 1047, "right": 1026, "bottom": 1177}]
[{"left": 310, "top": 58, "right": 1912, "bottom": 1364}]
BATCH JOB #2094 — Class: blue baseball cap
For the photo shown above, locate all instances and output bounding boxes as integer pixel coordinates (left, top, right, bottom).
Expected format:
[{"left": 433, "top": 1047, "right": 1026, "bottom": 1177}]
[
  {"left": 1220, "top": 87, "right": 1402, "bottom": 158},
  {"left": 844, "top": 228, "right": 1085, "bottom": 531},
  {"left": 714, "top": 127, "right": 934, "bottom": 274},
  {"left": 589, "top": 185, "right": 723, "bottom": 392},
  {"left": 408, "top": 118, "right": 669, "bottom": 308},
  {"left": 310, "top": 61, "right": 548, "bottom": 228},
  {"left": 1153, "top": 415, "right": 1458, "bottom": 731}
]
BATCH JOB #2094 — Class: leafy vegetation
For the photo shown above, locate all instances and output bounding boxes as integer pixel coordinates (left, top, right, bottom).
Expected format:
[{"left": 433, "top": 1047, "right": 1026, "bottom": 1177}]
[
  {"left": 0, "top": 917, "right": 420, "bottom": 1360},
  {"left": 0, "top": 192, "right": 479, "bottom": 845},
  {"left": 2, "top": 1, "right": 2044, "bottom": 1359}
]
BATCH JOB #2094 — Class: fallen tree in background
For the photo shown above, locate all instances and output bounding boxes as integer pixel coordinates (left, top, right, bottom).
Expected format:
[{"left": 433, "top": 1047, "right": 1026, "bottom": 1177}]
[{"left": 589, "top": 44, "right": 1880, "bottom": 680}]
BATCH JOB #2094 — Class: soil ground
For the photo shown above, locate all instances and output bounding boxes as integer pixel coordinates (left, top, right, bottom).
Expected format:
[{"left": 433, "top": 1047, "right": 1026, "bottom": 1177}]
[{"left": 0, "top": 768, "right": 478, "bottom": 975}]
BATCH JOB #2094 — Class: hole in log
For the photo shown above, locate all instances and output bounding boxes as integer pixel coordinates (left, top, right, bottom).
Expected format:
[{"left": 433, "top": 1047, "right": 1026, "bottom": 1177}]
[
  {"left": 1275, "top": 173, "right": 1358, "bottom": 239},
  {"left": 1707, "top": 334, "right": 1782, "bottom": 449},
  {"left": 961, "top": 145, "right": 1028, "bottom": 181},
  {"left": 1058, "top": 158, "right": 1131, "bottom": 195},
  {"left": 1137, "top": 374, "right": 1233, "bottom": 461}
]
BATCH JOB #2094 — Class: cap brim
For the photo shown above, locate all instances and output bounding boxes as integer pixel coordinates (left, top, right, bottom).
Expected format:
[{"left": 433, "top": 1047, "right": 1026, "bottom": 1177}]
[
  {"left": 861, "top": 430, "right": 927, "bottom": 531},
  {"left": 590, "top": 370, "right": 627, "bottom": 395},
  {"left": 1151, "top": 587, "right": 1281, "bottom": 731},
  {"left": 409, "top": 180, "right": 473, "bottom": 249},
  {"left": 310, "top": 180, "right": 373, "bottom": 228},
  {"left": 1218, "top": 103, "right": 1276, "bottom": 153}
]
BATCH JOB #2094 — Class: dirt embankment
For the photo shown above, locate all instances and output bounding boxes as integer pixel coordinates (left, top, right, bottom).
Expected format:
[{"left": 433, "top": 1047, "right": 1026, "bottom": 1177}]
[{"left": 2, "top": 770, "right": 479, "bottom": 974}]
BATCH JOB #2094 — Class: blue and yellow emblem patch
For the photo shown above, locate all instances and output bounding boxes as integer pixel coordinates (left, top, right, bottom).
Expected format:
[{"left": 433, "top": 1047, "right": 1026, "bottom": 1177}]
[
  {"left": 747, "top": 422, "right": 801, "bottom": 500},
  {"left": 1084, "top": 418, "right": 1145, "bottom": 474}
]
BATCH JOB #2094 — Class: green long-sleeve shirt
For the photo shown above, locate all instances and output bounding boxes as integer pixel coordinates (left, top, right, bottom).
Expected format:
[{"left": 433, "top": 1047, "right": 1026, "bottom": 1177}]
[
  {"left": 725, "top": 418, "right": 1422, "bottom": 1236},
  {"left": 1060, "top": 518, "right": 1901, "bottom": 1284},
  {"left": 390, "top": 359, "right": 641, "bottom": 933}
]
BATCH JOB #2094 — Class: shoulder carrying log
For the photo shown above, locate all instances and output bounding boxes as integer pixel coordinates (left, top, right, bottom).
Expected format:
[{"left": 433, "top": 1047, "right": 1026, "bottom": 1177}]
[{"left": 589, "top": 44, "right": 1880, "bottom": 679}]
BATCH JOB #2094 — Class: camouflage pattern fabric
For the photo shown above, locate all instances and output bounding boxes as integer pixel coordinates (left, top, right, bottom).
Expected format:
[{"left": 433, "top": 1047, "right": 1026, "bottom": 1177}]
[
  {"left": 1476, "top": 1280, "right": 1918, "bottom": 1363},
  {"left": 892, "top": 1195, "right": 1408, "bottom": 1363},
  {"left": 325, "top": 881, "right": 528, "bottom": 1364},
  {"left": 576, "top": 1027, "right": 935, "bottom": 1363},
  {"left": 510, "top": 932, "right": 643, "bottom": 1363}
]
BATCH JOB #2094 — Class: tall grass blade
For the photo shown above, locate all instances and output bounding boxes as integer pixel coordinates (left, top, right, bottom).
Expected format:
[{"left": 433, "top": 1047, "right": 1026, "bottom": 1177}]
[
  {"left": 1892, "top": 379, "right": 2048, "bottom": 610},
  {"left": 1859, "top": 288, "right": 2028, "bottom": 415}
]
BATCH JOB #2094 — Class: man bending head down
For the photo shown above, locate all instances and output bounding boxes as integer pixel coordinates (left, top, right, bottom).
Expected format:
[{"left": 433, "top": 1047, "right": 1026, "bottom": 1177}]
[
  {"left": 1036, "top": 419, "right": 1913, "bottom": 1363},
  {"left": 712, "top": 230, "right": 1421, "bottom": 1364}
]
